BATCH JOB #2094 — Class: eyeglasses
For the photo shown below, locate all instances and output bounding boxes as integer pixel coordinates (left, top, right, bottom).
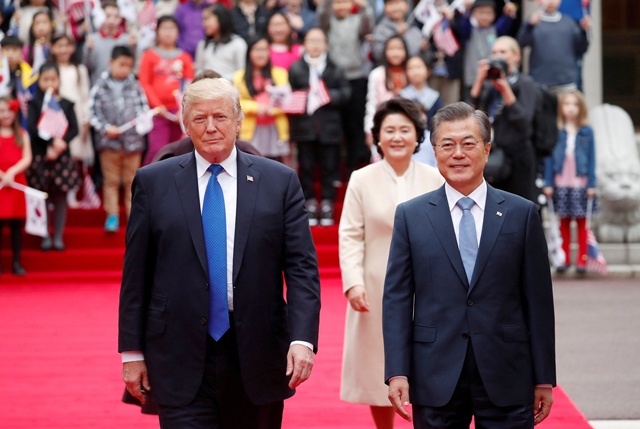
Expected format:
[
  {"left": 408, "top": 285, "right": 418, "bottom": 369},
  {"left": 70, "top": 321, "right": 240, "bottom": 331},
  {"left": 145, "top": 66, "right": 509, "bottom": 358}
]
[{"left": 434, "top": 139, "right": 483, "bottom": 153}]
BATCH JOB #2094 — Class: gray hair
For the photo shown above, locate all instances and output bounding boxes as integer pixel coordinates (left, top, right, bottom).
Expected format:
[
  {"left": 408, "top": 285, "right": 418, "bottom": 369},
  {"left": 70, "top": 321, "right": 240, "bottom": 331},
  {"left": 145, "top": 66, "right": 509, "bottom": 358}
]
[
  {"left": 430, "top": 102, "right": 491, "bottom": 146},
  {"left": 182, "top": 78, "right": 244, "bottom": 123}
]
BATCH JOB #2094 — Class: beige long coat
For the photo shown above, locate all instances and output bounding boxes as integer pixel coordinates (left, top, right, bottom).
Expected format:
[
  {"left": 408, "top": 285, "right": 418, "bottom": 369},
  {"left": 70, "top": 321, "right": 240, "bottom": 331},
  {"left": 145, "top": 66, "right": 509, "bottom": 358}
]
[{"left": 339, "top": 159, "right": 444, "bottom": 406}]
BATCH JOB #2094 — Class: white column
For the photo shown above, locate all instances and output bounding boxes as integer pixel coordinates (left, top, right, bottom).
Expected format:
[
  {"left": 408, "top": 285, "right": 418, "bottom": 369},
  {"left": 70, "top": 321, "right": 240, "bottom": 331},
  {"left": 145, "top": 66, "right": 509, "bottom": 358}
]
[{"left": 583, "top": 0, "right": 603, "bottom": 109}]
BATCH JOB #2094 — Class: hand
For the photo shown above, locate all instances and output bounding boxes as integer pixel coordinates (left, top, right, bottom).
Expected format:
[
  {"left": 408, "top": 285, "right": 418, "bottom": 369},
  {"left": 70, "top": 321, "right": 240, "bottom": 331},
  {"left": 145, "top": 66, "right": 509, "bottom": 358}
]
[
  {"left": 123, "top": 360, "right": 151, "bottom": 404},
  {"left": 491, "top": 74, "right": 516, "bottom": 106},
  {"left": 439, "top": 6, "right": 454, "bottom": 21},
  {"left": 388, "top": 377, "right": 412, "bottom": 422},
  {"left": 346, "top": 286, "right": 370, "bottom": 312},
  {"left": 354, "top": 0, "right": 367, "bottom": 8},
  {"left": 86, "top": 35, "right": 95, "bottom": 50},
  {"left": 52, "top": 138, "right": 67, "bottom": 152},
  {"left": 286, "top": 344, "right": 314, "bottom": 389},
  {"left": 543, "top": 187, "right": 554, "bottom": 199},
  {"left": 105, "top": 125, "right": 121, "bottom": 139},
  {"left": 0, "top": 170, "right": 16, "bottom": 186},
  {"left": 587, "top": 188, "right": 596, "bottom": 199},
  {"left": 533, "top": 387, "right": 553, "bottom": 425},
  {"left": 396, "top": 22, "right": 408, "bottom": 36},
  {"left": 129, "top": 32, "right": 138, "bottom": 46},
  {"left": 420, "top": 38, "right": 430, "bottom": 52},
  {"left": 287, "top": 13, "right": 303, "bottom": 30},
  {"left": 529, "top": 11, "right": 541, "bottom": 26},
  {"left": 503, "top": 2, "right": 517, "bottom": 18},
  {"left": 475, "top": 59, "right": 490, "bottom": 85},
  {"left": 580, "top": 15, "right": 592, "bottom": 31}
]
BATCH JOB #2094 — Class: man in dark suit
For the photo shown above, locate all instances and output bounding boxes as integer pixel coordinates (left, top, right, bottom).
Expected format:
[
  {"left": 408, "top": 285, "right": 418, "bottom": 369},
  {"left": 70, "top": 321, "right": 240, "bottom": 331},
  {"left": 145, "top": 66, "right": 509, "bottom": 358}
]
[
  {"left": 383, "top": 102, "right": 555, "bottom": 428},
  {"left": 118, "top": 78, "right": 321, "bottom": 428}
]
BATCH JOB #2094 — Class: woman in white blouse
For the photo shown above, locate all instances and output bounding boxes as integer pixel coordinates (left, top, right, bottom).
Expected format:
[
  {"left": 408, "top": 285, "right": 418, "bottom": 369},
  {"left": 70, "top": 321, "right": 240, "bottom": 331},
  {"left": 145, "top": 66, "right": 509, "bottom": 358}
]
[{"left": 339, "top": 97, "right": 444, "bottom": 429}]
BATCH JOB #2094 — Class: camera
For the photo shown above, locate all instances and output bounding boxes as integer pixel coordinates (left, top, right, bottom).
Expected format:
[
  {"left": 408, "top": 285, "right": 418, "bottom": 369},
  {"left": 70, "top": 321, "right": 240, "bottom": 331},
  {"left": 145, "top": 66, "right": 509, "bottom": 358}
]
[{"left": 486, "top": 58, "right": 508, "bottom": 80}]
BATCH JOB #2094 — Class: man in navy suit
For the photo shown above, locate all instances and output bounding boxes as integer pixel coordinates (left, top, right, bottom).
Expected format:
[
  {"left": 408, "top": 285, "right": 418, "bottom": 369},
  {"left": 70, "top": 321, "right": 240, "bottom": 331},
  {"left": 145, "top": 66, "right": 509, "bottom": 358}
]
[
  {"left": 118, "top": 78, "right": 321, "bottom": 428},
  {"left": 383, "top": 102, "right": 555, "bottom": 428}
]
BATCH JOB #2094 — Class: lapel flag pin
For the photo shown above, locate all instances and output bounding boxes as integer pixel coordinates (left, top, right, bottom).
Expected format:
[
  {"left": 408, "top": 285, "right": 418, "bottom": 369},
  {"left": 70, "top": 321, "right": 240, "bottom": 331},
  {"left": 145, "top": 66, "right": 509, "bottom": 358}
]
[
  {"left": 247, "top": 175, "right": 254, "bottom": 182},
  {"left": 496, "top": 211, "right": 502, "bottom": 216}
]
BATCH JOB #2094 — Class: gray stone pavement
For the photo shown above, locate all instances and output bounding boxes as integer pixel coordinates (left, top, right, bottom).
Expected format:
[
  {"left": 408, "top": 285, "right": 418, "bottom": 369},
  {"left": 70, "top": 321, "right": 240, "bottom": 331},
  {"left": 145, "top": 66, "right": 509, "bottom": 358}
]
[{"left": 553, "top": 275, "right": 640, "bottom": 421}]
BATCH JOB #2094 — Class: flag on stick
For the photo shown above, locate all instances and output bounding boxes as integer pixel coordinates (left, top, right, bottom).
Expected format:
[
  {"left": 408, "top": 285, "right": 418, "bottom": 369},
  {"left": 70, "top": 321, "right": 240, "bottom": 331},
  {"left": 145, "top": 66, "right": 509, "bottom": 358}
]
[
  {"left": 433, "top": 18, "right": 459, "bottom": 57},
  {"left": 6, "top": 183, "right": 50, "bottom": 237},
  {"left": 586, "top": 198, "right": 608, "bottom": 276},
  {"left": 77, "top": 174, "right": 102, "bottom": 209},
  {"left": 546, "top": 199, "right": 566, "bottom": 269},
  {"left": 280, "top": 90, "right": 307, "bottom": 115},
  {"left": 38, "top": 88, "right": 69, "bottom": 140}
]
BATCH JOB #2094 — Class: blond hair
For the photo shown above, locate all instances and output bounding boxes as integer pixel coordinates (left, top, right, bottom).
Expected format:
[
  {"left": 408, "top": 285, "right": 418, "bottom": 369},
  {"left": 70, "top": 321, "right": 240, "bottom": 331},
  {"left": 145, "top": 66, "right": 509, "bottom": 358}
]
[
  {"left": 557, "top": 90, "right": 589, "bottom": 129},
  {"left": 181, "top": 78, "right": 244, "bottom": 124},
  {"left": 494, "top": 35, "right": 520, "bottom": 56}
]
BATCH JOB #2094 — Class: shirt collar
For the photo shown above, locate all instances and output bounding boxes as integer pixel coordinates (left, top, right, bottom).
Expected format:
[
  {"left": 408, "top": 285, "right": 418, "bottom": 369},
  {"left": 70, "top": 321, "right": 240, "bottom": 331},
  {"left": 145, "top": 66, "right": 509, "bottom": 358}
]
[
  {"left": 445, "top": 180, "right": 487, "bottom": 213},
  {"left": 195, "top": 145, "right": 238, "bottom": 180}
]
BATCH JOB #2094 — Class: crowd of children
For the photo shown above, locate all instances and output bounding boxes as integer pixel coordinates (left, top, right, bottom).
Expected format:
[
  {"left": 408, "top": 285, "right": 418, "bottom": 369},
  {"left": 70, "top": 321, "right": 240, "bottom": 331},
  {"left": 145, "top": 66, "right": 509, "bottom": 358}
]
[{"left": 0, "top": 0, "right": 597, "bottom": 276}]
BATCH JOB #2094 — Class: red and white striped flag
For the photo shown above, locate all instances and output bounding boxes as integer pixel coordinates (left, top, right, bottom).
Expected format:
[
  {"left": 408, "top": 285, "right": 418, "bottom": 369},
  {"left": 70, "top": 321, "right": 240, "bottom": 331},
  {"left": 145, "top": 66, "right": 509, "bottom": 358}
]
[
  {"left": 38, "top": 89, "right": 69, "bottom": 140},
  {"left": 433, "top": 18, "right": 459, "bottom": 57},
  {"left": 586, "top": 228, "right": 607, "bottom": 275},
  {"left": 66, "top": 0, "right": 92, "bottom": 23},
  {"left": 77, "top": 174, "right": 102, "bottom": 209},
  {"left": 281, "top": 90, "right": 307, "bottom": 115},
  {"left": 307, "top": 79, "right": 330, "bottom": 115},
  {"left": 138, "top": 0, "right": 157, "bottom": 28}
]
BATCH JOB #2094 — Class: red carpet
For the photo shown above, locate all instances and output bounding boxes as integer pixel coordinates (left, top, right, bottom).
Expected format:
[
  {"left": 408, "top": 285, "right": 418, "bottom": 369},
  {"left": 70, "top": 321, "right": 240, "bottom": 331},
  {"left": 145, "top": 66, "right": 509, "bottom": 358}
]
[{"left": 0, "top": 277, "right": 592, "bottom": 428}]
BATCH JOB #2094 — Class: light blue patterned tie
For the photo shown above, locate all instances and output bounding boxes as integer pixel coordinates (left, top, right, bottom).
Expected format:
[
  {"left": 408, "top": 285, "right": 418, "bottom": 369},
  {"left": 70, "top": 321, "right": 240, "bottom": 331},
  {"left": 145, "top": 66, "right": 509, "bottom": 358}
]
[
  {"left": 202, "top": 164, "right": 230, "bottom": 341},
  {"left": 457, "top": 197, "right": 478, "bottom": 283}
]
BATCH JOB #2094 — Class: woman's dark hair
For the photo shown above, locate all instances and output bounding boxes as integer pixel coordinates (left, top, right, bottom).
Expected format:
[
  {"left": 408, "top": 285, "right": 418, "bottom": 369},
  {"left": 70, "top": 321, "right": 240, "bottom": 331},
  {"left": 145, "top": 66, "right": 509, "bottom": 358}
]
[
  {"left": 50, "top": 33, "right": 82, "bottom": 85},
  {"left": 0, "top": 96, "right": 24, "bottom": 148},
  {"left": 244, "top": 36, "right": 273, "bottom": 97},
  {"left": 371, "top": 97, "right": 426, "bottom": 157},
  {"left": 27, "top": 10, "right": 54, "bottom": 65},
  {"left": 156, "top": 15, "right": 179, "bottom": 39},
  {"left": 382, "top": 34, "right": 408, "bottom": 92},
  {"left": 266, "top": 12, "right": 295, "bottom": 50},
  {"left": 204, "top": 4, "right": 234, "bottom": 46}
]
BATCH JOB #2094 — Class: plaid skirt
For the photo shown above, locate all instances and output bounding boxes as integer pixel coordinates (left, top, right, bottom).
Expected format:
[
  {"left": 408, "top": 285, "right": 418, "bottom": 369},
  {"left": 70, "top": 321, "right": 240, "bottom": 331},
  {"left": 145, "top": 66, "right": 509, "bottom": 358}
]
[{"left": 27, "top": 152, "right": 81, "bottom": 194}]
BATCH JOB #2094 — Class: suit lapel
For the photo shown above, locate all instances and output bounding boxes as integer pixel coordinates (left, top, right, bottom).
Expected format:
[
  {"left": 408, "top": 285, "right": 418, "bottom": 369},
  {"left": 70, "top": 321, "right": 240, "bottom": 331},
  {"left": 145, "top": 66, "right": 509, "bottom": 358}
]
[
  {"left": 175, "top": 153, "right": 208, "bottom": 276},
  {"left": 233, "top": 151, "right": 258, "bottom": 283},
  {"left": 425, "top": 187, "right": 469, "bottom": 288},
  {"left": 469, "top": 185, "right": 507, "bottom": 292}
]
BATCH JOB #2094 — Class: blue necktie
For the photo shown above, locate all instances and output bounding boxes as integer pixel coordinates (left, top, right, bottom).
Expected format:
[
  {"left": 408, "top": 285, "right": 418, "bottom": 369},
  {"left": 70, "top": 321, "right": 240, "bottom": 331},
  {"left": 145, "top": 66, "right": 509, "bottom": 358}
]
[
  {"left": 202, "top": 164, "right": 230, "bottom": 341},
  {"left": 457, "top": 197, "right": 478, "bottom": 283}
]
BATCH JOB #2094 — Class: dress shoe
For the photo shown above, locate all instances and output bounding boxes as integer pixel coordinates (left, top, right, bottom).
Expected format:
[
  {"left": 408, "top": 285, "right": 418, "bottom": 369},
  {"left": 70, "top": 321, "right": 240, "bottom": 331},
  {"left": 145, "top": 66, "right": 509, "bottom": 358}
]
[
  {"left": 53, "top": 238, "right": 65, "bottom": 251},
  {"left": 576, "top": 266, "right": 587, "bottom": 274},
  {"left": 555, "top": 265, "right": 570, "bottom": 273},
  {"left": 12, "top": 262, "right": 26, "bottom": 276},
  {"left": 41, "top": 236, "right": 53, "bottom": 251}
]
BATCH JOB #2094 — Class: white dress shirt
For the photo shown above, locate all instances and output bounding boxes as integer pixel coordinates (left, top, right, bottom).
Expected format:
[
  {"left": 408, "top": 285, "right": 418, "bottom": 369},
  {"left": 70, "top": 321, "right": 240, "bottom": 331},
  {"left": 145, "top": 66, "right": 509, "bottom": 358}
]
[{"left": 444, "top": 181, "right": 487, "bottom": 248}]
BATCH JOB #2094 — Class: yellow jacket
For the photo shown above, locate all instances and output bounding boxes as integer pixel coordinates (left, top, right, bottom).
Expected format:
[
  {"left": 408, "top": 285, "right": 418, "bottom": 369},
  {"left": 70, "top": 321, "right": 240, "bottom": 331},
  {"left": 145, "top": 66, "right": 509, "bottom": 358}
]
[{"left": 233, "top": 67, "right": 289, "bottom": 142}]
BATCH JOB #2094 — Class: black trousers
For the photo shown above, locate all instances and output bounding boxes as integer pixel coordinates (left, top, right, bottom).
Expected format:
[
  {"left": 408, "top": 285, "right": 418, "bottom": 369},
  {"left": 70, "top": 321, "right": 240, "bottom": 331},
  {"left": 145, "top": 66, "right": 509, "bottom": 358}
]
[
  {"left": 297, "top": 141, "right": 340, "bottom": 202},
  {"left": 413, "top": 342, "right": 534, "bottom": 429},
  {"left": 342, "top": 78, "right": 369, "bottom": 175},
  {"left": 158, "top": 320, "right": 284, "bottom": 429}
]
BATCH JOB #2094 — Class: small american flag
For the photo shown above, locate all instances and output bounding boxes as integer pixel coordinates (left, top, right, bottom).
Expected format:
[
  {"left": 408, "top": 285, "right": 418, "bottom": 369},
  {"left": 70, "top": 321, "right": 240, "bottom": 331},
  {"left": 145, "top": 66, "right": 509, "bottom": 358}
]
[
  {"left": 38, "top": 89, "right": 69, "bottom": 140},
  {"left": 66, "top": 0, "right": 91, "bottom": 22},
  {"left": 281, "top": 90, "right": 307, "bottom": 115},
  {"left": 306, "top": 79, "right": 331, "bottom": 115},
  {"left": 433, "top": 18, "right": 459, "bottom": 57},
  {"left": 138, "top": 0, "right": 157, "bottom": 29},
  {"left": 77, "top": 174, "right": 102, "bottom": 209},
  {"left": 586, "top": 228, "right": 607, "bottom": 275}
]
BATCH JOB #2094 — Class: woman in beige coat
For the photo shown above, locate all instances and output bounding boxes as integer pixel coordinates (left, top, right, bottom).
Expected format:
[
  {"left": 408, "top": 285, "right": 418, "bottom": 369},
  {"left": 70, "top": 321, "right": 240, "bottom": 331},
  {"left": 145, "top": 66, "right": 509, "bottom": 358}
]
[{"left": 339, "top": 97, "right": 444, "bottom": 429}]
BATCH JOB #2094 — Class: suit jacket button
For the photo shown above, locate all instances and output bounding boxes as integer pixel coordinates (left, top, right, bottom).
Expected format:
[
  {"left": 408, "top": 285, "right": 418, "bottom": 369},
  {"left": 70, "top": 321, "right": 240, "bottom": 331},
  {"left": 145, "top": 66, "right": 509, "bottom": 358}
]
[
  {"left": 201, "top": 318, "right": 207, "bottom": 325},
  {"left": 467, "top": 299, "right": 474, "bottom": 306},
  {"left": 462, "top": 333, "right": 470, "bottom": 339},
  {"left": 205, "top": 283, "right": 209, "bottom": 290}
]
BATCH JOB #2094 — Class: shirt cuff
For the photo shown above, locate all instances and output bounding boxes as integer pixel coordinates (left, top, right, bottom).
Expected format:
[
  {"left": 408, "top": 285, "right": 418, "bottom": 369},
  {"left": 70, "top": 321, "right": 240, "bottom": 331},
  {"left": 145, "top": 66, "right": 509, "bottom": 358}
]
[
  {"left": 536, "top": 384, "right": 553, "bottom": 388},
  {"left": 290, "top": 340, "right": 314, "bottom": 352},
  {"left": 121, "top": 351, "right": 145, "bottom": 363}
]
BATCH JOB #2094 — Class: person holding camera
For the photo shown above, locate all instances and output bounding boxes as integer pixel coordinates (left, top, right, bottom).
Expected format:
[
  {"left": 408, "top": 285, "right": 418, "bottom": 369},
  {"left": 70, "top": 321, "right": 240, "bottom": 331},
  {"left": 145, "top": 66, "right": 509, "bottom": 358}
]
[{"left": 470, "top": 36, "right": 538, "bottom": 203}]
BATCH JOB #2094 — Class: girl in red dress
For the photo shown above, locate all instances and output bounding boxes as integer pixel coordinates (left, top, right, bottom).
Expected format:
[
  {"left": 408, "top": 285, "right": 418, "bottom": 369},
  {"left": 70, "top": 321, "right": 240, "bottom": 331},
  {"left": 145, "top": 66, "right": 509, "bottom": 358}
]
[{"left": 0, "top": 97, "right": 32, "bottom": 276}]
